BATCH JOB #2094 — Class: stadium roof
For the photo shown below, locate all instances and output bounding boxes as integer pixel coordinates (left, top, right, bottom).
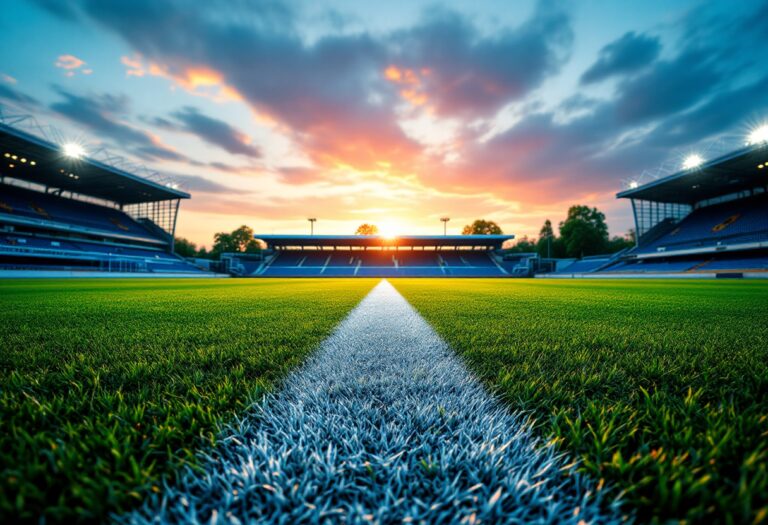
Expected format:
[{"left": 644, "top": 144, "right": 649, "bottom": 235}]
[
  {"left": 1, "top": 121, "right": 190, "bottom": 204},
  {"left": 255, "top": 234, "right": 514, "bottom": 249},
  {"left": 617, "top": 143, "right": 768, "bottom": 204}
]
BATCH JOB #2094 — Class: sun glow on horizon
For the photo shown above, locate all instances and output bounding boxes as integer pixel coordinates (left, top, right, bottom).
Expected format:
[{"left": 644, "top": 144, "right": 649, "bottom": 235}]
[{"left": 377, "top": 219, "right": 407, "bottom": 238}]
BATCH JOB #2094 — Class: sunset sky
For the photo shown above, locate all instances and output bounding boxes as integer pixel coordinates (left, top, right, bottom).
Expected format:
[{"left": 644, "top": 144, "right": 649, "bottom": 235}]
[{"left": 1, "top": 0, "right": 767, "bottom": 246}]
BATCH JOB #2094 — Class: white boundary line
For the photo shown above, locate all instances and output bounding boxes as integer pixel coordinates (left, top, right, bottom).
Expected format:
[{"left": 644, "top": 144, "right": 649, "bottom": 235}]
[{"left": 119, "top": 280, "right": 625, "bottom": 524}]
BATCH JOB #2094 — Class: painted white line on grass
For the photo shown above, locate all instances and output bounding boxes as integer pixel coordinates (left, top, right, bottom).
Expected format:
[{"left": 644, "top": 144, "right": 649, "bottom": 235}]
[{"left": 120, "top": 280, "right": 624, "bottom": 524}]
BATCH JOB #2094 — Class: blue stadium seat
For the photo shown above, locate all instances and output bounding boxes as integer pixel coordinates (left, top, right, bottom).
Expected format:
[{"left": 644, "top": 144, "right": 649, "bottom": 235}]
[
  {"left": 1, "top": 184, "right": 162, "bottom": 242},
  {"left": 555, "top": 258, "right": 611, "bottom": 274},
  {"left": 259, "top": 249, "right": 503, "bottom": 276},
  {"left": 0, "top": 234, "right": 205, "bottom": 273},
  {"left": 635, "top": 194, "right": 768, "bottom": 254}
]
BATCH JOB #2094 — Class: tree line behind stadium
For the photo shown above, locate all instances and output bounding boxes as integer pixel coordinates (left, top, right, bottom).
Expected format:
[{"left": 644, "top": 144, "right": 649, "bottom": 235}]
[{"left": 174, "top": 204, "right": 634, "bottom": 261}]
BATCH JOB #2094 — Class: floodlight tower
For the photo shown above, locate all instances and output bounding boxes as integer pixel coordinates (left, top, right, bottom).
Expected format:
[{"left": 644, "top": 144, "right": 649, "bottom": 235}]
[
  {"left": 440, "top": 217, "right": 450, "bottom": 235},
  {"left": 308, "top": 217, "right": 317, "bottom": 235}
]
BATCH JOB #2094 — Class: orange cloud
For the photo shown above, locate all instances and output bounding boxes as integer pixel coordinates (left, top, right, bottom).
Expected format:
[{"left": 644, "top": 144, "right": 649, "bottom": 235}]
[
  {"left": 55, "top": 55, "right": 85, "bottom": 70},
  {"left": 384, "top": 65, "right": 429, "bottom": 107},
  {"left": 121, "top": 55, "right": 145, "bottom": 76},
  {"left": 55, "top": 55, "right": 91, "bottom": 77},
  {"left": 119, "top": 55, "right": 241, "bottom": 103}
]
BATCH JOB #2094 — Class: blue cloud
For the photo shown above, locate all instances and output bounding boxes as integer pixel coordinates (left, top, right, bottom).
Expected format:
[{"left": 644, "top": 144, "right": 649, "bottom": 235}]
[
  {"left": 580, "top": 31, "right": 660, "bottom": 85},
  {"left": 168, "top": 107, "right": 261, "bottom": 158}
]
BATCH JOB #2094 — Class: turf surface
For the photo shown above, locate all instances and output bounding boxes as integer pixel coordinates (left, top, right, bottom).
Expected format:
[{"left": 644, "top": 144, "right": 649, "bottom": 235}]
[
  {"left": 124, "top": 280, "right": 621, "bottom": 524},
  {"left": 0, "top": 278, "right": 376, "bottom": 524},
  {"left": 393, "top": 279, "right": 768, "bottom": 525}
]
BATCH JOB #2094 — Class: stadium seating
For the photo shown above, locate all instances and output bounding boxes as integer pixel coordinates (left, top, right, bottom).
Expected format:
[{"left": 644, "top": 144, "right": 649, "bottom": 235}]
[
  {"left": 396, "top": 252, "right": 438, "bottom": 267},
  {"left": 554, "top": 257, "right": 612, "bottom": 274},
  {"left": 0, "top": 234, "right": 205, "bottom": 273},
  {"left": 444, "top": 267, "right": 502, "bottom": 277},
  {"left": 259, "top": 249, "right": 505, "bottom": 277},
  {"left": 696, "top": 255, "right": 768, "bottom": 271},
  {"left": 0, "top": 184, "right": 161, "bottom": 242},
  {"left": 635, "top": 194, "right": 768, "bottom": 254},
  {"left": 601, "top": 259, "right": 701, "bottom": 273},
  {"left": 458, "top": 252, "right": 497, "bottom": 267}
]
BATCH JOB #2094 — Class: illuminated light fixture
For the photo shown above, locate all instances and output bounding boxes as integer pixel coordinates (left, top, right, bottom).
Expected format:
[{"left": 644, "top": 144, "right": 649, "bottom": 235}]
[
  {"left": 62, "top": 143, "right": 85, "bottom": 158},
  {"left": 30, "top": 161, "right": 36, "bottom": 166},
  {"left": 759, "top": 164, "right": 765, "bottom": 169},
  {"left": 11, "top": 155, "right": 17, "bottom": 160},
  {"left": 3, "top": 153, "right": 9, "bottom": 158},
  {"left": 9, "top": 164, "right": 14, "bottom": 168},
  {"left": 20, "top": 158, "right": 27, "bottom": 163},
  {"left": 629, "top": 181, "right": 639, "bottom": 189},
  {"left": 747, "top": 125, "right": 768, "bottom": 146},
  {"left": 683, "top": 154, "right": 704, "bottom": 170}
]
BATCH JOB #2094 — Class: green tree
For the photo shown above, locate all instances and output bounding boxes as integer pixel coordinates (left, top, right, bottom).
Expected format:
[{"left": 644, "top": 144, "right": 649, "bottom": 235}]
[
  {"left": 230, "top": 225, "right": 261, "bottom": 253},
  {"left": 506, "top": 236, "right": 537, "bottom": 253},
  {"left": 461, "top": 219, "right": 503, "bottom": 235},
  {"left": 606, "top": 229, "right": 636, "bottom": 253},
  {"left": 535, "top": 219, "right": 567, "bottom": 258},
  {"left": 173, "top": 237, "right": 198, "bottom": 258},
  {"left": 537, "top": 219, "right": 554, "bottom": 258},
  {"left": 212, "top": 232, "right": 236, "bottom": 256},
  {"left": 558, "top": 205, "right": 609, "bottom": 258},
  {"left": 355, "top": 223, "right": 379, "bottom": 235},
  {"left": 211, "top": 225, "right": 261, "bottom": 257}
]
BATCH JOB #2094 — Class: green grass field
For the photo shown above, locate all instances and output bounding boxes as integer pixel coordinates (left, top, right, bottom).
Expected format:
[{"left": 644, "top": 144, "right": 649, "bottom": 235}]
[
  {"left": 393, "top": 279, "right": 768, "bottom": 525},
  {"left": 0, "top": 278, "right": 376, "bottom": 523},
  {"left": 2, "top": 278, "right": 767, "bottom": 524}
]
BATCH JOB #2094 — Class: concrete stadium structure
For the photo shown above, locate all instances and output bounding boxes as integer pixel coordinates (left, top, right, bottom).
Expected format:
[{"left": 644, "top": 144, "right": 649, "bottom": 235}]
[
  {"left": 0, "top": 104, "right": 210, "bottom": 277},
  {"left": 550, "top": 140, "right": 768, "bottom": 278},
  {"left": 244, "top": 234, "right": 519, "bottom": 277}
]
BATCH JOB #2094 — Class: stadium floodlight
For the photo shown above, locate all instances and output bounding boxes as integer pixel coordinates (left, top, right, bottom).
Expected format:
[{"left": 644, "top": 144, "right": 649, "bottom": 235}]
[
  {"left": 440, "top": 217, "right": 450, "bottom": 235},
  {"left": 629, "top": 181, "right": 639, "bottom": 189},
  {"left": 63, "top": 143, "right": 85, "bottom": 159},
  {"left": 682, "top": 154, "right": 703, "bottom": 170},
  {"left": 308, "top": 218, "right": 317, "bottom": 236},
  {"left": 747, "top": 125, "right": 768, "bottom": 146}
]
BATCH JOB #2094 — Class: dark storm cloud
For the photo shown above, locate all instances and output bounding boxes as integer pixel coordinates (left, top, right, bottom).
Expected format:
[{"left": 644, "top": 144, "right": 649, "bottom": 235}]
[
  {"left": 49, "top": 86, "right": 186, "bottom": 162},
  {"left": 580, "top": 32, "right": 660, "bottom": 85},
  {"left": 166, "top": 107, "right": 261, "bottom": 158}
]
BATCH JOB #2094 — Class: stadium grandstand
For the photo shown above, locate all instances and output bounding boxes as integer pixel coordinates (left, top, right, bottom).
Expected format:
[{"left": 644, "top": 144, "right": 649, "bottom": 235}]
[
  {"left": 0, "top": 105, "right": 210, "bottom": 277},
  {"left": 550, "top": 137, "right": 768, "bottom": 278},
  {"left": 246, "top": 234, "right": 516, "bottom": 277}
]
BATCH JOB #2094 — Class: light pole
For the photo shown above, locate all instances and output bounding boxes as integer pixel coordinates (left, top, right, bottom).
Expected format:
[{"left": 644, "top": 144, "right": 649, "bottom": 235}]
[
  {"left": 547, "top": 232, "right": 552, "bottom": 259},
  {"left": 440, "top": 217, "right": 450, "bottom": 236},
  {"left": 308, "top": 218, "right": 317, "bottom": 235}
]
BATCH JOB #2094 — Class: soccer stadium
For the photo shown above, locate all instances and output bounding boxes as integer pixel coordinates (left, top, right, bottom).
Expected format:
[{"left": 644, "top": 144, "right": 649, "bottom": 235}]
[
  {"left": 0, "top": 110, "right": 210, "bottom": 277},
  {"left": 2, "top": 2, "right": 768, "bottom": 525},
  {"left": 548, "top": 144, "right": 768, "bottom": 277}
]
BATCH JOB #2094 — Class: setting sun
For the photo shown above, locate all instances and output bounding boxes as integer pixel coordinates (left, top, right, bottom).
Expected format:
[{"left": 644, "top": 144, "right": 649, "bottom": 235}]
[{"left": 377, "top": 219, "right": 406, "bottom": 238}]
